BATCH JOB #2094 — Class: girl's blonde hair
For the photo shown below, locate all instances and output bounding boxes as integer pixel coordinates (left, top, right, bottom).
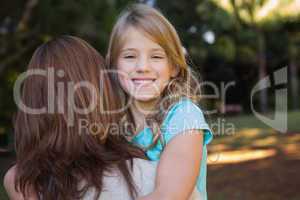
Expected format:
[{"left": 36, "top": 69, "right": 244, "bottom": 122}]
[{"left": 106, "top": 3, "right": 201, "bottom": 148}]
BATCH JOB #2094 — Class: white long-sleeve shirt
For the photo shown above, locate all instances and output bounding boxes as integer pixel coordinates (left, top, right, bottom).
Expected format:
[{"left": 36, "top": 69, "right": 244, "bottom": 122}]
[{"left": 83, "top": 158, "right": 202, "bottom": 200}]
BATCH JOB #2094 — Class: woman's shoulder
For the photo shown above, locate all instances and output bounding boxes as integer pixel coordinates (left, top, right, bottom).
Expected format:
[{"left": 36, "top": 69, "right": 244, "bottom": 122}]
[
  {"left": 102, "top": 158, "right": 157, "bottom": 186},
  {"left": 83, "top": 158, "right": 157, "bottom": 200},
  {"left": 102, "top": 158, "right": 157, "bottom": 178}
]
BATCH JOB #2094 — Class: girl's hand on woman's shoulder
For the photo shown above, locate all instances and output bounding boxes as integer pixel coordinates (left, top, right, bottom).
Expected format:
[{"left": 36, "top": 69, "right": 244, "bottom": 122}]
[{"left": 4, "top": 165, "right": 38, "bottom": 200}]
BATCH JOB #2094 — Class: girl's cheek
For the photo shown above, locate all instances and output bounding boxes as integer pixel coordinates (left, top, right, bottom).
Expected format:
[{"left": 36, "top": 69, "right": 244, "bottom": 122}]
[
  {"left": 118, "top": 74, "right": 133, "bottom": 93},
  {"left": 118, "top": 67, "right": 130, "bottom": 75}
]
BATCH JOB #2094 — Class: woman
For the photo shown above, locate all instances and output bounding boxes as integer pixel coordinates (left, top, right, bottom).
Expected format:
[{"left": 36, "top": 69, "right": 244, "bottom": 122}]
[
  {"left": 5, "top": 35, "right": 200, "bottom": 200},
  {"left": 4, "top": 35, "right": 157, "bottom": 200}
]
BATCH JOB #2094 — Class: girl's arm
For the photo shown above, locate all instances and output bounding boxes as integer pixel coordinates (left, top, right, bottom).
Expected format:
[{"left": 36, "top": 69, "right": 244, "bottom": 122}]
[{"left": 138, "top": 130, "right": 203, "bottom": 200}]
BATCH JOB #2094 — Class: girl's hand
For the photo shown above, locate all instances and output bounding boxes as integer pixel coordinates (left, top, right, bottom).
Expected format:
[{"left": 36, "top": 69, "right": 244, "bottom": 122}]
[{"left": 4, "top": 166, "right": 38, "bottom": 200}]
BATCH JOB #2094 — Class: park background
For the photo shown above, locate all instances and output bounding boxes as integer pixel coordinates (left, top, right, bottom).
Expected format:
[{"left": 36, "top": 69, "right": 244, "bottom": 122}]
[{"left": 0, "top": 0, "right": 299, "bottom": 199}]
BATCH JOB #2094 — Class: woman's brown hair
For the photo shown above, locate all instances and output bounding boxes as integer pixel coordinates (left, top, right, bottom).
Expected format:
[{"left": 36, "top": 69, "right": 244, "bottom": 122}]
[{"left": 14, "top": 35, "right": 145, "bottom": 200}]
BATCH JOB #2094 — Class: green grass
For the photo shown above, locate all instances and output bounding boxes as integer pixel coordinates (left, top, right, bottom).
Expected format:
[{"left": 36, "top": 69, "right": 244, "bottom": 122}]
[
  {"left": 286, "top": 111, "right": 300, "bottom": 131},
  {"left": 207, "top": 114, "right": 300, "bottom": 200},
  {"left": 208, "top": 111, "right": 300, "bottom": 133}
]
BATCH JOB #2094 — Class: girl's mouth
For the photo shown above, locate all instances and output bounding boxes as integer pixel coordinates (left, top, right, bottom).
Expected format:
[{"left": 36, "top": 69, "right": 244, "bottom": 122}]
[{"left": 131, "top": 78, "right": 156, "bottom": 85}]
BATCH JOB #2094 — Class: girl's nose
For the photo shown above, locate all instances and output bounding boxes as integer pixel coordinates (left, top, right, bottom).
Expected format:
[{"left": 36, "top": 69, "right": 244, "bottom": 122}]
[{"left": 136, "top": 56, "right": 150, "bottom": 72}]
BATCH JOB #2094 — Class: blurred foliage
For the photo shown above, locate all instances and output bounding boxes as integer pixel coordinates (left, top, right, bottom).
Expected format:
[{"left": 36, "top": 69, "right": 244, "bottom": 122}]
[{"left": 0, "top": 0, "right": 299, "bottom": 136}]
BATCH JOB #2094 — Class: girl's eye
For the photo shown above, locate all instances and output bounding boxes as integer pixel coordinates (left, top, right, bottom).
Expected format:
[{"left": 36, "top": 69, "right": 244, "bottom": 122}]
[
  {"left": 152, "top": 55, "right": 164, "bottom": 59},
  {"left": 124, "top": 55, "right": 136, "bottom": 59}
]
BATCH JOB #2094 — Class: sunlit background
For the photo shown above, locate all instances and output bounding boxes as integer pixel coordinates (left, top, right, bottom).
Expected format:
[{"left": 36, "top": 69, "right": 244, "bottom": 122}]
[{"left": 0, "top": 0, "right": 299, "bottom": 199}]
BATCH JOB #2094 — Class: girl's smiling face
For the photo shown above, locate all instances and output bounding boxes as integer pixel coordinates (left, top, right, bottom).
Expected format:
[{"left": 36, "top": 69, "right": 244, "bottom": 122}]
[{"left": 117, "top": 27, "right": 177, "bottom": 102}]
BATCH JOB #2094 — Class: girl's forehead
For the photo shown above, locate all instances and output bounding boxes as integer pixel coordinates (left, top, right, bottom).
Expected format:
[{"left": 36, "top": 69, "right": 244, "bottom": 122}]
[{"left": 119, "top": 27, "right": 165, "bottom": 51}]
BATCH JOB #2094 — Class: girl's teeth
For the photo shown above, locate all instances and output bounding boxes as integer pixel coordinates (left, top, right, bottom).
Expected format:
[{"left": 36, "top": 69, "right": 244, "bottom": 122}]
[{"left": 132, "top": 80, "right": 154, "bottom": 84}]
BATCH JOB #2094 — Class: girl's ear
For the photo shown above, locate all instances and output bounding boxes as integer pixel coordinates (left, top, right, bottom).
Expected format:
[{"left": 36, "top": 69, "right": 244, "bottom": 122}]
[{"left": 171, "top": 65, "right": 180, "bottom": 78}]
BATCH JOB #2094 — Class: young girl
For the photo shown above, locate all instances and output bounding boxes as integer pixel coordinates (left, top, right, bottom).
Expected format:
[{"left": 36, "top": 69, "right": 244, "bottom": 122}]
[
  {"left": 106, "top": 4, "right": 213, "bottom": 200},
  {"left": 4, "top": 36, "right": 158, "bottom": 200}
]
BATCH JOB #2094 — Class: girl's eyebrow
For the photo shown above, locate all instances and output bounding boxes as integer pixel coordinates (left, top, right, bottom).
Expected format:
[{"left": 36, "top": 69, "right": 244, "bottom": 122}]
[
  {"left": 121, "top": 48, "right": 136, "bottom": 51},
  {"left": 120, "top": 48, "right": 136, "bottom": 53}
]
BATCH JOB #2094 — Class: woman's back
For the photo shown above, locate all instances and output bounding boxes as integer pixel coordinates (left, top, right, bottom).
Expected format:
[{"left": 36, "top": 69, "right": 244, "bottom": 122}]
[
  {"left": 83, "top": 158, "right": 202, "bottom": 200},
  {"left": 83, "top": 158, "right": 157, "bottom": 200},
  {"left": 10, "top": 36, "right": 149, "bottom": 200}
]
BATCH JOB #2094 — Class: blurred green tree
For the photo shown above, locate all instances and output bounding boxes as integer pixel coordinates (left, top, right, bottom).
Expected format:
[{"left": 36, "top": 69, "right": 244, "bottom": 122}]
[{"left": 0, "top": 0, "right": 299, "bottom": 146}]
